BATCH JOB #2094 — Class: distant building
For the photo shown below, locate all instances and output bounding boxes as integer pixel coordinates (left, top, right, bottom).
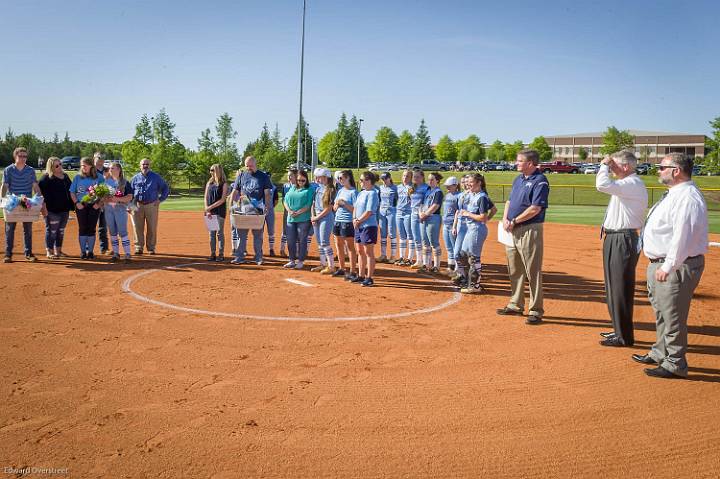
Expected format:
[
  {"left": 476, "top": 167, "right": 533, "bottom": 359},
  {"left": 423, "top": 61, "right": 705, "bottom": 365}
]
[{"left": 544, "top": 130, "right": 708, "bottom": 163}]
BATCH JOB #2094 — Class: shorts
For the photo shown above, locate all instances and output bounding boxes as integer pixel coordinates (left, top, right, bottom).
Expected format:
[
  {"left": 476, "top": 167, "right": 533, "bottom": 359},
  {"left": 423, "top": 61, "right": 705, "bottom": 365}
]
[
  {"left": 333, "top": 221, "right": 355, "bottom": 238},
  {"left": 355, "top": 225, "right": 378, "bottom": 245}
]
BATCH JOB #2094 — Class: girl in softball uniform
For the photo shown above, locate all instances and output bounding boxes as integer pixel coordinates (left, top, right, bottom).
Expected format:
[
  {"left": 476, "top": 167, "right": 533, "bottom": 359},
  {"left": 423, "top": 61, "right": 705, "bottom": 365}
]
[
  {"left": 310, "top": 168, "right": 336, "bottom": 274},
  {"left": 104, "top": 161, "right": 134, "bottom": 263},
  {"left": 454, "top": 173, "right": 497, "bottom": 293},
  {"left": 408, "top": 169, "right": 430, "bottom": 269},
  {"left": 377, "top": 172, "right": 398, "bottom": 263},
  {"left": 451, "top": 175, "right": 472, "bottom": 278},
  {"left": 394, "top": 169, "right": 414, "bottom": 266},
  {"left": 332, "top": 170, "right": 359, "bottom": 281},
  {"left": 353, "top": 171, "right": 380, "bottom": 287},
  {"left": 418, "top": 172, "right": 444, "bottom": 273},
  {"left": 441, "top": 176, "right": 461, "bottom": 275}
]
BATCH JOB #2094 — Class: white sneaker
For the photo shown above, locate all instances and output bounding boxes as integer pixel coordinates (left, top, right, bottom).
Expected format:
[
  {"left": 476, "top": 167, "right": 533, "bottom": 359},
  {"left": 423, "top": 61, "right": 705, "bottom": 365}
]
[
  {"left": 283, "top": 261, "right": 295, "bottom": 268},
  {"left": 295, "top": 261, "right": 304, "bottom": 270}
]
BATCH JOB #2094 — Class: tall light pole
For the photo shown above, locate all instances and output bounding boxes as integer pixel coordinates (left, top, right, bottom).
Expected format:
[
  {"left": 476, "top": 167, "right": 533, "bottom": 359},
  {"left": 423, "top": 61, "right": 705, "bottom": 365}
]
[
  {"left": 304, "top": 123, "right": 309, "bottom": 167},
  {"left": 357, "top": 118, "right": 364, "bottom": 169},
  {"left": 296, "top": 0, "right": 307, "bottom": 170}
]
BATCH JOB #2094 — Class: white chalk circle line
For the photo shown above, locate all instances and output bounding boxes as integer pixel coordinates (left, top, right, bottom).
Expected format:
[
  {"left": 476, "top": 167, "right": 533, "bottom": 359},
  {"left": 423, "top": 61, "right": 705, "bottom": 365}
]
[{"left": 121, "top": 262, "right": 462, "bottom": 322}]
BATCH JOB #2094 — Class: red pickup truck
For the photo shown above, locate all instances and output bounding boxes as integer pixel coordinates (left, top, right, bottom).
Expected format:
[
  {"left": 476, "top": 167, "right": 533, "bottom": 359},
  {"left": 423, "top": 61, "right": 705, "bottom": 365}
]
[{"left": 539, "top": 161, "right": 580, "bottom": 174}]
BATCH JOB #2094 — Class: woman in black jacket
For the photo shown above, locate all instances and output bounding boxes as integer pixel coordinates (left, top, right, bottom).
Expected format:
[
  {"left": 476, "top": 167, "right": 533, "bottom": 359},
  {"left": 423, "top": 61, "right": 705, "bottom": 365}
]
[{"left": 38, "top": 157, "right": 74, "bottom": 259}]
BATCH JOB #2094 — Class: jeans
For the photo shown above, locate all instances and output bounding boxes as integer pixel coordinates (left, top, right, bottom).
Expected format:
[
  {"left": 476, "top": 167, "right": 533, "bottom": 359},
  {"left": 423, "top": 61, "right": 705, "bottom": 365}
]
[
  {"left": 379, "top": 208, "right": 397, "bottom": 241},
  {"left": 442, "top": 222, "right": 456, "bottom": 262},
  {"left": 462, "top": 223, "right": 488, "bottom": 258},
  {"left": 236, "top": 224, "right": 265, "bottom": 262},
  {"left": 286, "top": 221, "right": 311, "bottom": 262},
  {"left": 396, "top": 211, "right": 412, "bottom": 241},
  {"left": 104, "top": 205, "right": 129, "bottom": 237},
  {"left": 265, "top": 207, "right": 275, "bottom": 250},
  {"left": 209, "top": 215, "right": 225, "bottom": 256},
  {"left": 5, "top": 222, "right": 33, "bottom": 256},
  {"left": 421, "top": 214, "right": 442, "bottom": 250},
  {"left": 44, "top": 211, "right": 69, "bottom": 250}
]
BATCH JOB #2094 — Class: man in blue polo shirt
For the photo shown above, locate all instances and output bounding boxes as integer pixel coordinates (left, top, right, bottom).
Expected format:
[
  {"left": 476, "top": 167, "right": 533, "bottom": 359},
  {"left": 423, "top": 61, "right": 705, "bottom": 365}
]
[
  {"left": 497, "top": 149, "right": 550, "bottom": 324},
  {"left": 129, "top": 158, "right": 170, "bottom": 255},
  {"left": 230, "top": 156, "right": 272, "bottom": 265},
  {"left": 2, "top": 147, "right": 41, "bottom": 263}
]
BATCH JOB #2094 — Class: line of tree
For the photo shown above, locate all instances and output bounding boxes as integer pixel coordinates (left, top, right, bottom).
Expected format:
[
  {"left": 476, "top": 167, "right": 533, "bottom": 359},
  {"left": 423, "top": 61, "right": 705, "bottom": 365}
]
[{"left": 0, "top": 129, "right": 122, "bottom": 168}]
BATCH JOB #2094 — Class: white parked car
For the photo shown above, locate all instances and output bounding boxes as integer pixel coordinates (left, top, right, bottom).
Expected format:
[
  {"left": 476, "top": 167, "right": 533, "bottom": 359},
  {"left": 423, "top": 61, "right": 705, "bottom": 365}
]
[{"left": 583, "top": 165, "right": 600, "bottom": 174}]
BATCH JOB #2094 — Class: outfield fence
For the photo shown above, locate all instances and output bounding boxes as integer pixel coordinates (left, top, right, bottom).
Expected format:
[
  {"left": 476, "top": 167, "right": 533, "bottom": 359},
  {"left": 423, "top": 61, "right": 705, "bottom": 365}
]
[{"left": 486, "top": 184, "right": 720, "bottom": 211}]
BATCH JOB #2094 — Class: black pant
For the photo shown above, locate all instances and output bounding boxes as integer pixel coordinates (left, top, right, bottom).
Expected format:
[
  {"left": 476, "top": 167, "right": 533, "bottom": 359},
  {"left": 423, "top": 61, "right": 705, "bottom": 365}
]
[
  {"left": 602, "top": 231, "right": 639, "bottom": 345},
  {"left": 76, "top": 206, "right": 101, "bottom": 236},
  {"left": 97, "top": 208, "right": 108, "bottom": 250}
]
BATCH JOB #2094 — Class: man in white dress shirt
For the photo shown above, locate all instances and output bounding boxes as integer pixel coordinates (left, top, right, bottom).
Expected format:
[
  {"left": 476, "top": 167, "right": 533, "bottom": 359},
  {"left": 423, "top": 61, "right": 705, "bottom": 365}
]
[
  {"left": 632, "top": 153, "right": 708, "bottom": 379},
  {"left": 596, "top": 151, "right": 648, "bottom": 347}
]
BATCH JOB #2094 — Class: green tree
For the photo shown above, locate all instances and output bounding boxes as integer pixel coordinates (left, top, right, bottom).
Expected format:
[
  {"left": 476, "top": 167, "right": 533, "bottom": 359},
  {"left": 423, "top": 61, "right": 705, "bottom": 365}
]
[
  {"left": 435, "top": 135, "right": 457, "bottom": 163},
  {"left": 287, "top": 116, "right": 312, "bottom": 166},
  {"left": 486, "top": 140, "right": 506, "bottom": 162},
  {"left": 409, "top": 119, "right": 434, "bottom": 164},
  {"left": 152, "top": 108, "right": 177, "bottom": 144},
  {"left": 317, "top": 131, "right": 336, "bottom": 165},
  {"left": 704, "top": 116, "right": 720, "bottom": 174},
  {"left": 326, "top": 114, "right": 354, "bottom": 168},
  {"left": 397, "top": 130, "right": 413, "bottom": 164},
  {"left": 600, "top": 126, "right": 634, "bottom": 155},
  {"left": 504, "top": 140, "right": 525, "bottom": 164},
  {"left": 184, "top": 129, "right": 217, "bottom": 189},
  {"left": 215, "top": 113, "right": 239, "bottom": 171},
  {"left": 455, "top": 134, "right": 485, "bottom": 161},
  {"left": 134, "top": 114, "right": 153, "bottom": 145},
  {"left": 578, "top": 146, "right": 588, "bottom": 162},
  {"left": 529, "top": 136, "right": 553, "bottom": 163},
  {"left": 367, "top": 126, "right": 399, "bottom": 164},
  {"left": 120, "top": 139, "right": 151, "bottom": 176}
]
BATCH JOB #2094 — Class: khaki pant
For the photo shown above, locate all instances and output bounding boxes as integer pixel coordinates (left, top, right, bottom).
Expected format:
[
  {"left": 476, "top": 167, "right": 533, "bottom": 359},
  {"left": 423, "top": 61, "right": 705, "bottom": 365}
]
[
  {"left": 131, "top": 202, "right": 159, "bottom": 252},
  {"left": 504, "top": 222, "right": 544, "bottom": 316},
  {"left": 647, "top": 256, "right": 704, "bottom": 377}
]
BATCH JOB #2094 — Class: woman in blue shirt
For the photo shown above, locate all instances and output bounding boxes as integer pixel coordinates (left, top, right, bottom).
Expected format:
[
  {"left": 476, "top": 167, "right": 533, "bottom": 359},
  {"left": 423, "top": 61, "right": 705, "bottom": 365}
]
[
  {"left": 394, "top": 169, "right": 414, "bottom": 266},
  {"left": 282, "top": 170, "right": 314, "bottom": 269},
  {"left": 377, "top": 172, "right": 398, "bottom": 264},
  {"left": 69, "top": 157, "right": 105, "bottom": 259},
  {"left": 441, "top": 176, "right": 462, "bottom": 275},
  {"left": 418, "top": 172, "right": 444, "bottom": 273},
  {"left": 104, "top": 162, "right": 134, "bottom": 262},
  {"left": 451, "top": 175, "right": 472, "bottom": 277},
  {"left": 455, "top": 173, "right": 497, "bottom": 293},
  {"left": 352, "top": 171, "right": 380, "bottom": 287},
  {"left": 408, "top": 169, "right": 430, "bottom": 269},
  {"left": 310, "top": 168, "right": 336, "bottom": 274},
  {"left": 332, "top": 170, "right": 359, "bottom": 281}
]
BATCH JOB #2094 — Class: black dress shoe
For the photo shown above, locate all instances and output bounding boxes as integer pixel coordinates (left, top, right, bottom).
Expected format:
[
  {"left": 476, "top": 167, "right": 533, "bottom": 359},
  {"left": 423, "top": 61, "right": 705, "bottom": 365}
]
[
  {"left": 644, "top": 366, "right": 683, "bottom": 379},
  {"left": 631, "top": 354, "right": 658, "bottom": 365},
  {"left": 599, "top": 336, "right": 627, "bottom": 347},
  {"left": 600, "top": 331, "right": 616, "bottom": 338},
  {"left": 497, "top": 307, "right": 524, "bottom": 316}
]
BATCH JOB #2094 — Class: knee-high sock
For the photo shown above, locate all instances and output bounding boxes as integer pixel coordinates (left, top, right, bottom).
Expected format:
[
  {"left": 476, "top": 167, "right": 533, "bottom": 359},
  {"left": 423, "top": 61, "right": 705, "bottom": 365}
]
[
  {"left": 319, "top": 245, "right": 326, "bottom": 266},
  {"left": 325, "top": 246, "right": 335, "bottom": 268},
  {"left": 399, "top": 241, "right": 406, "bottom": 261},
  {"left": 408, "top": 241, "right": 415, "bottom": 260},
  {"left": 390, "top": 238, "right": 397, "bottom": 259},
  {"left": 380, "top": 237, "right": 387, "bottom": 257},
  {"left": 121, "top": 235, "right": 131, "bottom": 255},
  {"left": 424, "top": 246, "right": 431, "bottom": 266},
  {"left": 268, "top": 234, "right": 275, "bottom": 251},
  {"left": 415, "top": 245, "right": 423, "bottom": 264},
  {"left": 280, "top": 233, "right": 287, "bottom": 252},
  {"left": 111, "top": 235, "right": 119, "bottom": 254},
  {"left": 433, "top": 247, "right": 441, "bottom": 269}
]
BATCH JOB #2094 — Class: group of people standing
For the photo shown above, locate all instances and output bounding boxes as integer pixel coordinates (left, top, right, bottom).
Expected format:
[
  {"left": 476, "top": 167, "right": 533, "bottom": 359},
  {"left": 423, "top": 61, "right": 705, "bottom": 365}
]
[{"left": 2, "top": 147, "right": 168, "bottom": 263}]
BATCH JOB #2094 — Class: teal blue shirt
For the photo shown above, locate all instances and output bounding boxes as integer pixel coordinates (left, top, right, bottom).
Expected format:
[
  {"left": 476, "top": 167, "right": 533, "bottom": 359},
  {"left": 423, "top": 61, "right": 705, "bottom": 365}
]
[{"left": 284, "top": 185, "right": 314, "bottom": 223}]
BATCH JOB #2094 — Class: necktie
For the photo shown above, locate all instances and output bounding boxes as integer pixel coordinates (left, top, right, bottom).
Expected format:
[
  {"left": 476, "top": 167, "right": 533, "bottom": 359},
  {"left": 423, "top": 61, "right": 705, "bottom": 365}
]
[{"left": 639, "top": 191, "right": 669, "bottom": 252}]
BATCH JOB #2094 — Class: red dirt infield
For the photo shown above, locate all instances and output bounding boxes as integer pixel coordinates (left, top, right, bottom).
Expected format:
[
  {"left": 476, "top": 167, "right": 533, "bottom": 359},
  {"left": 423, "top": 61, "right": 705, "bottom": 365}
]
[{"left": 1, "top": 212, "right": 719, "bottom": 478}]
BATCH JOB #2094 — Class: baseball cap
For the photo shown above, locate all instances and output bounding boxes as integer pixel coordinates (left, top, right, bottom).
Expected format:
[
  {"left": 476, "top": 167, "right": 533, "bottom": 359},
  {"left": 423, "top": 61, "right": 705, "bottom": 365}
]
[
  {"left": 380, "top": 172, "right": 391, "bottom": 180},
  {"left": 313, "top": 167, "right": 325, "bottom": 178},
  {"left": 444, "top": 176, "right": 459, "bottom": 186}
]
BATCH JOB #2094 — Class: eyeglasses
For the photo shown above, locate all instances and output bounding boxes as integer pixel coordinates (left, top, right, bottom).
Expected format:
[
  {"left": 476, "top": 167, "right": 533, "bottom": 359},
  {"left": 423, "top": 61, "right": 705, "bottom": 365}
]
[
  {"left": 54, "top": 164, "right": 62, "bottom": 168},
  {"left": 297, "top": 179, "right": 307, "bottom": 183},
  {"left": 656, "top": 165, "right": 679, "bottom": 171}
]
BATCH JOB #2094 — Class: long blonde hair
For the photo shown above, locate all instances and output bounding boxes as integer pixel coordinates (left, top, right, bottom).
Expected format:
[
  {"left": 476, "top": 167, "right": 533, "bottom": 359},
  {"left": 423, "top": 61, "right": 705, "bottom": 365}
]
[
  {"left": 208, "top": 164, "right": 227, "bottom": 185},
  {"left": 45, "top": 156, "right": 61, "bottom": 176}
]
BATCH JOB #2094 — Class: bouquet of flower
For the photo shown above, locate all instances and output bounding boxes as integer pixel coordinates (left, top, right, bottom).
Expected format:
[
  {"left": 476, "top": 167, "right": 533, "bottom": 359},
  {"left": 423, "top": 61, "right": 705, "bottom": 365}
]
[
  {"left": 1, "top": 193, "right": 44, "bottom": 212},
  {"left": 81, "top": 184, "right": 111, "bottom": 204}
]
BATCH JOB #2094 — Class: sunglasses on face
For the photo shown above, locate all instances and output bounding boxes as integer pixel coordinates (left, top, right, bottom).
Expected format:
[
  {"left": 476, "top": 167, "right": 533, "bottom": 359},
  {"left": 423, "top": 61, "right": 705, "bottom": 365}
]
[{"left": 656, "top": 165, "right": 678, "bottom": 171}]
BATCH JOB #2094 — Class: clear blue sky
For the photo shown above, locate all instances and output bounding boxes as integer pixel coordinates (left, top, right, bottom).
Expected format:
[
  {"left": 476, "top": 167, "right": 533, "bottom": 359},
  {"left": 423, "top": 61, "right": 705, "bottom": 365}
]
[{"left": 2, "top": 0, "right": 718, "bottom": 148}]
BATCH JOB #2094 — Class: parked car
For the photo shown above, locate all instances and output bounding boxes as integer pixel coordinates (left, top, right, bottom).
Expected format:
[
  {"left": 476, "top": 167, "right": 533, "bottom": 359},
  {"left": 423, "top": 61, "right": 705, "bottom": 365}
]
[
  {"left": 583, "top": 164, "right": 600, "bottom": 174},
  {"left": 60, "top": 156, "right": 81, "bottom": 170},
  {"left": 415, "top": 160, "right": 447, "bottom": 171},
  {"left": 539, "top": 161, "right": 581, "bottom": 174},
  {"left": 635, "top": 163, "right": 651, "bottom": 175}
]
